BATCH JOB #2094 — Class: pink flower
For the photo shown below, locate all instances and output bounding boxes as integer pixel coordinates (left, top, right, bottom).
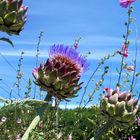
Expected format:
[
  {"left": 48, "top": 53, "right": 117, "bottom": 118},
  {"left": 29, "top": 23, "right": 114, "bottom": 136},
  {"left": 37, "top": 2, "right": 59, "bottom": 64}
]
[
  {"left": 117, "top": 44, "right": 128, "bottom": 58},
  {"left": 122, "top": 44, "right": 128, "bottom": 57},
  {"left": 1, "top": 116, "right": 7, "bottom": 122},
  {"left": 128, "top": 136, "right": 136, "bottom": 140},
  {"left": 67, "top": 133, "right": 72, "bottom": 140},
  {"left": 137, "top": 117, "right": 140, "bottom": 126},
  {"left": 120, "top": 0, "right": 136, "bottom": 8},
  {"left": 104, "top": 87, "right": 120, "bottom": 97},
  {"left": 114, "top": 86, "right": 120, "bottom": 93},
  {"left": 104, "top": 88, "right": 113, "bottom": 97},
  {"left": 74, "top": 42, "right": 78, "bottom": 49},
  {"left": 124, "top": 65, "right": 134, "bottom": 72}
]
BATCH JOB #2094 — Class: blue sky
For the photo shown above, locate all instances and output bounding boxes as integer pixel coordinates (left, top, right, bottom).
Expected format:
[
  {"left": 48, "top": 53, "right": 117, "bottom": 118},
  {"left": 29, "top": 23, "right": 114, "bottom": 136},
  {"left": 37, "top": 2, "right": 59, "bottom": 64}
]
[{"left": 0, "top": 0, "right": 140, "bottom": 108}]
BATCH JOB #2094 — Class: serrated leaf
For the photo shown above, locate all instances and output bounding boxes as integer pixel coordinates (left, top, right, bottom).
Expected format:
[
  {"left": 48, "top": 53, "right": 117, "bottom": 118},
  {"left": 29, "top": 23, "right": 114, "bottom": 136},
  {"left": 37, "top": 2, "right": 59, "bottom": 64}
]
[{"left": 0, "top": 37, "right": 14, "bottom": 47}]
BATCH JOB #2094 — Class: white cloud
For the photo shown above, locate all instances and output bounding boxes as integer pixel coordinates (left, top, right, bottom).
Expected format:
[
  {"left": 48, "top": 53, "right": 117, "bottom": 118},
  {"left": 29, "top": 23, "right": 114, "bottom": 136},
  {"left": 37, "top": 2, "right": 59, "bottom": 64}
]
[
  {"left": 1, "top": 49, "right": 139, "bottom": 63},
  {"left": 13, "top": 40, "right": 49, "bottom": 46},
  {"left": 81, "top": 35, "right": 122, "bottom": 46},
  {"left": 1, "top": 35, "right": 139, "bottom": 62},
  {"left": 1, "top": 49, "right": 113, "bottom": 61},
  {"left": 6, "top": 35, "right": 122, "bottom": 46},
  {"left": 1, "top": 51, "right": 49, "bottom": 57},
  {"left": 59, "top": 103, "right": 92, "bottom": 109},
  {"left": 1, "top": 34, "right": 138, "bottom": 48}
]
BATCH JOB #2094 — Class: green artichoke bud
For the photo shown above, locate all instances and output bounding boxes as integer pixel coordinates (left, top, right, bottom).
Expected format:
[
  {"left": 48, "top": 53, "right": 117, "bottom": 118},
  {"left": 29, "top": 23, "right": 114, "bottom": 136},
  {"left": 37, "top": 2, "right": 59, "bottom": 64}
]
[
  {"left": 33, "top": 44, "right": 89, "bottom": 100},
  {"left": 0, "top": 0, "right": 28, "bottom": 35},
  {"left": 100, "top": 87, "right": 139, "bottom": 128}
]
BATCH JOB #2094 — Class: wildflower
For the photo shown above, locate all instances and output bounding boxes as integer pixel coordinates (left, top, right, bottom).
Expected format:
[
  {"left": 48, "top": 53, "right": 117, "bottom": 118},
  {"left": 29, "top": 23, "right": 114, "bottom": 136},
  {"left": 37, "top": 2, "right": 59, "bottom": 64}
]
[
  {"left": 128, "top": 136, "right": 136, "bottom": 140},
  {"left": 67, "top": 133, "right": 72, "bottom": 140},
  {"left": 73, "top": 37, "right": 81, "bottom": 49},
  {"left": 74, "top": 42, "right": 78, "bottom": 49},
  {"left": 100, "top": 87, "right": 138, "bottom": 128},
  {"left": 56, "top": 132, "right": 63, "bottom": 139},
  {"left": 16, "top": 118, "right": 22, "bottom": 124},
  {"left": 33, "top": 44, "right": 89, "bottom": 100},
  {"left": 120, "top": 0, "right": 136, "bottom": 8},
  {"left": 117, "top": 44, "right": 128, "bottom": 58},
  {"left": 16, "top": 134, "right": 21, "bottom": 140},
  {"left": 1, "top": 117, "right": 7, "bottom": 122},
  {"left": 137, "top": 117, "right": 140, "bottom": 126},
  {"left": 104, "top": 88, "right": 113, "bottom": 97},
  {"left": 124, "top": 65, "right": 134, "bottom": 72}
]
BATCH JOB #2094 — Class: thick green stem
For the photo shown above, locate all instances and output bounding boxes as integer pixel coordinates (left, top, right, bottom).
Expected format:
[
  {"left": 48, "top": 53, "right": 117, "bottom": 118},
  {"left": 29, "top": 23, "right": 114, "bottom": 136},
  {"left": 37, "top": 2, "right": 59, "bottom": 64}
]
[
  {"left": 54, "top": 98, "right": 60, "bottom": 131},
  {"left": 21, "top": 94, "right": 52, "bottom": 140},
  {"left": 93, "top": 119, "right": 114, "bottom": 140}
]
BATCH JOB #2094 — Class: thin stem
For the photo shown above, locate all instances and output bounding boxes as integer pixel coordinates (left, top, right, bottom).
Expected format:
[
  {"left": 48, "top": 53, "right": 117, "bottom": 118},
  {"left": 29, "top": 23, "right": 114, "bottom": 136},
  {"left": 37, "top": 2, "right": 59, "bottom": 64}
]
[
  {"left": 36, "top": 32, "right": 43, "bottom": 67},
  {"left": 117, "top": 56, "right": 125, "bottom": 86},
  {"left": 0, "top": 52, "right": 28, "bottom": 83},
  {"left": 34, "top": 32, "right": 43, "bottom": 99},
  {"left": 138, "top": 93, "right": 140, "bottom": 102},
  {"left": 16, "top": 52, "right": 24, "bottom": 98},
  {"left": 130, "top": 20, "right": 138, "bottom": 92},
  {"left": 0, "top": 52, "right": 16, "bottom": 71},
  {"left": 9, "top": 82, "right": 17, "bottom": 99},
  {"left": 79, "top": 64, "right": 100, "bottom": 107},
  {"left": 25, "top": 78, "right": 32, "bottom": 98},
  {"left": 0, "top": 80, "right": 17, "bottom": 98},
  {"left": 117, "top": 6, "right": 132, "bottom": 86},
  {"left": 0, "top": 85, "right": 16, "bottom": 98},
  {"left": 83, "top": 66, "right": 109, "bottom": 109},
  {"left": 54, "top": 98, "right": 60, "bottom": 131},
  {"left": 79, "top": 52, "right": 116, "bottom": 107},
  {"left": 70, "top": 53, "right": 116, "bottom": 135}
]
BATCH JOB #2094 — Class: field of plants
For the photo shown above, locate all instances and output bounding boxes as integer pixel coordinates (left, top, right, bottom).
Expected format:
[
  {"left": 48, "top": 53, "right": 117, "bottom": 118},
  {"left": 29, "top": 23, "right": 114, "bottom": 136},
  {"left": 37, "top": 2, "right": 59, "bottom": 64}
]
[{"left": 0, "top": 0, "right": 140, "bottom": 140}]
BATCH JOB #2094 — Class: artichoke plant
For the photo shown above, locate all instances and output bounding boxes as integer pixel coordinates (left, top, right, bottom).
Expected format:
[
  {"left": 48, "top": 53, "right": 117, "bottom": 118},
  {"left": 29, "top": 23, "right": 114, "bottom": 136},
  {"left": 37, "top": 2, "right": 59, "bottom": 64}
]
[
  {"left": 93, "top": 87, "right": 139, "bottom": 140},
  {"left": 33, "top": 44, "right": 88, "bottom": 100},
  {"left": 0, "top": 0, "right": 28, "bottom": 35},
  {"left": 100, "top": 87, "right": 139, "bottom": 128}
]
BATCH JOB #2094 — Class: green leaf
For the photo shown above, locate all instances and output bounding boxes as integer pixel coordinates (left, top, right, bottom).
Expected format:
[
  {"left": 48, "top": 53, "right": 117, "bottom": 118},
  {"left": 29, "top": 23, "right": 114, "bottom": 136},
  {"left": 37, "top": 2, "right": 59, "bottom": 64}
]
[
  {"left": 4, "top": 11, "right": 17, "bottom": 25},
  {"left": 8, "top": 0, "right": 18, "bottom": 11},
  {"left": 0, "top": 17, "right": 4, "bottom": 24},
  {"left": 0, "top": 37, "right": 14, "bottom": 47},
  {"left": 0, "top": 1, "right": 7, "bottom": 16}
]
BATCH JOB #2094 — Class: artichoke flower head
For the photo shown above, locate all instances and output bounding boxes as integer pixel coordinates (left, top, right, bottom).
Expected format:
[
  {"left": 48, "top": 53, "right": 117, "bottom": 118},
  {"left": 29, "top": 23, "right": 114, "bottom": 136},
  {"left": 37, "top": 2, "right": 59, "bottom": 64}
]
[
  {"left": 100, "top": 87, "right": 139, "bottom": 128},
  {"left": 33, "top": 44, "right": 89, "bottom": 100},
  {"left": 0, "top": 0, "right": 28, "bottom": 35}
]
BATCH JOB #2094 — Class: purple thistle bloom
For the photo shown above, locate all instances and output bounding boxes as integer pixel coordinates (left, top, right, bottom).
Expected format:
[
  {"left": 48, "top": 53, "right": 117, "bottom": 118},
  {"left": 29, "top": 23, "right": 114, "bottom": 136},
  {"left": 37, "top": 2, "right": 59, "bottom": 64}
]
[
  {"left": 33, "top": 44, "right": 89, "bottom": 100},
  {"left": 49, "top": 44, "right": 89, "bottom": 73}
]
